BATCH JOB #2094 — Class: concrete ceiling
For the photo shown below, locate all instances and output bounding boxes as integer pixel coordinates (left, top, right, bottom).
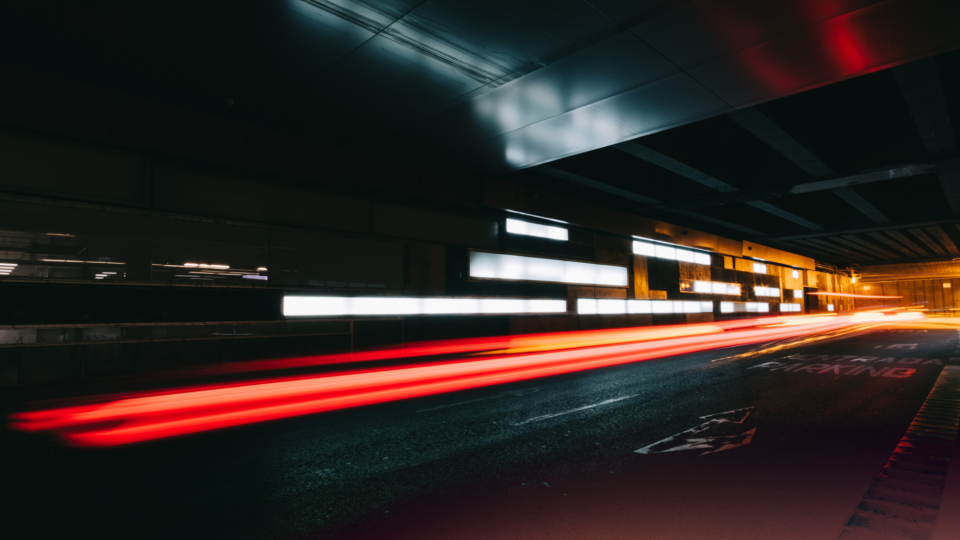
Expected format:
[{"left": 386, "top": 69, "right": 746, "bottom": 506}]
[{"left": 3, "top": 0, "right": 960, "bottom": 267}]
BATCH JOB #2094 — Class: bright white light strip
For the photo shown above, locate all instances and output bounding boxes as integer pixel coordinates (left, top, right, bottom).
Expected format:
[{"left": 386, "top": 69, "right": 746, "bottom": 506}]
[
  {"left": 469, "top": 252, "right": 627, "bottom": 287},
  {"left": 793, "top": 289, "right": 803, "bottom": 298},
  {"left": 755, "top": 286, "right": 780, "bottom": 297},
  {"left": 243, "top": 275, "right": 268, "bottom": 281},
  {"left": 720, "top": 302, "right": 770, "bottom": 313},
  {"left": 633, "top": 241, "right": 711, "bottom": 265},
  {"left": 780, "top": 304, "right": 801, "bottom": 312},
  {"left": 283, "top": 297, "right": 568, "bottom": 317},
  {"left": 505, "top": 219, "right": 568, "bottom": 241},
  {"left": 102, "top": 272, "right": 117, "bottom": 275},
  {"left": 0, "top": 263, "right": 17, "bottom": 267},
  {"left": 753, "top": 263, "right": 767, "bottom": 273},
  {"left": 692, "top": 281, "right": 741, "bottom": 295},
  {"left": 578, "top": 299, "right": 713, "bottom": 315},
  {"left": 184, "top": 263, "right": 230, "bottom": 269}
]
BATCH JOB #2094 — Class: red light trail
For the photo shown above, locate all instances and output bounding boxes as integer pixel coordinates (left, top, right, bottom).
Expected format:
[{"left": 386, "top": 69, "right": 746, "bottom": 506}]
[{"left": 9, "top": 312, "right": 922, "bottom": 447}]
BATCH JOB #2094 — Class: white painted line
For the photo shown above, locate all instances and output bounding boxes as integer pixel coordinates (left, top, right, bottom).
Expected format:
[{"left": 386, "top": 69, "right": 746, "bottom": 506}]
[
  {"left": 417, "top": 388, "right": 541, "bottom": 412},
  {"left": 513, "top": 394, "right": 638, "bottom": 425}
]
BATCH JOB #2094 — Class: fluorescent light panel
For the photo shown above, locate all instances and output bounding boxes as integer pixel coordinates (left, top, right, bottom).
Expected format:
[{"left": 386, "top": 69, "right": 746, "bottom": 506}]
[
  {"left": 633, "top": 241, "right": 711, "bottom": 266},
  {"left": 755, "top": 286, "right": 780, "bottom": 297},
  {"left": 780, "top": 304, "right": 801, "bottom": 312},
  {"left": 720, "top": 302, "right": 770, "bottom": 313},
  {"left": 690, "top": 281, "right": 740, "bottom": 295},
  {"left": 753, "top": 263, "right": 767, "bottom": 273},
  {"left": 792, "top": 269, "right": 800, "bottom": 278},
  {"left": 184, "top": 263, "right": 230, "bottom": 269},
  {"left": 793, "top": 289, "right": 803, "bottom": 298},
  {"left": 505, "top": 219, "right": 568, "bottom": 241},
  {"left": 284, "top": 297, "right": 568, "bottom": 317},
  {"left": 469, "top": 252, "right": 627, "bottom": 287},
  {"left": 578, "top": 299, "right": 713, "bottom": 315}
]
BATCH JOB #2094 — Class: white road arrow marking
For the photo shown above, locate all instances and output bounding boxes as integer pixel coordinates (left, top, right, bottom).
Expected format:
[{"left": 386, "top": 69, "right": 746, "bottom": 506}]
[{"left": 636, "top": 407, "right": 755, "bottom": 456}]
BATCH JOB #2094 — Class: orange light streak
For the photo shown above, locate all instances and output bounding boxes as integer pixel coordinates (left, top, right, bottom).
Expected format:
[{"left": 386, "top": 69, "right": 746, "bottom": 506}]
[
  {"left": 807, "top": 292, "right": 902, "bottom": 299},
  {"left": 9, "top": 312, "right": 922, "bottom": 447}
]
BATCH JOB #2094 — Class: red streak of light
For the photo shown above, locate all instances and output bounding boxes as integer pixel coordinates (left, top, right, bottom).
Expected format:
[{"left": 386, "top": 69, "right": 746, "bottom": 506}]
[
  {"left": 9, "top": 313, "right": 922, "bottom": 447},
  {"left": 168, "top": 320, "right": 777, "bottom": 377},
  {"left": 807, "top": 292, "right": 902, "bottom": 299}
]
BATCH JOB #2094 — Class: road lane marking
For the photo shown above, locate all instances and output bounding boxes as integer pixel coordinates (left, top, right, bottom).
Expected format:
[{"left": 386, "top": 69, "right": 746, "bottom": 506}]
[
  {"left": 417, "top": 387, "right": 541, "bottom": 412},
  {"left": 748, "top": 355, "right": 943, "bottom": 379},
  {"left": 512, "top": 394, "right": 638, "bottom": 425},
  {"left": 636, "top": 408, "right": 755, "bottom": 456},
  {"left": 836, "top": 366, "right": 960, "bottom": 539},
  {"left": 876, "top": 344, "right": 918, "bottom": 350}
]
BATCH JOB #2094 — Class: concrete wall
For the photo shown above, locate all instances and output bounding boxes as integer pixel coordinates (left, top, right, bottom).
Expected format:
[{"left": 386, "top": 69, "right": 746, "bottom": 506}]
[{"left": 856, "top": 278, "right": 960, "bottom": 314}]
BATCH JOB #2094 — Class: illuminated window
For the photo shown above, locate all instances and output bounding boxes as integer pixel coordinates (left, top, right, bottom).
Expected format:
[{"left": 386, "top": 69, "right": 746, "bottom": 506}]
[
  {"left": 792, "top": 269, "right": 800, "bottom": 279},
  {"left": 505, "top": 219, "right": 568, "bottom": 241},
  {"left": 284, "top": 297, "right": 567, "bottom": 316},
  {"left": 793, "top": 289, "right": 803, "bottom": 298},
  {"left": 779, "top": 304, "right": 801, "bottom": 312},
  {"left": 469, "top": 252, "right": 627, "bottom": 287},
  {"left": 632, "top": 241, "right": 711, "bottom": 266},
  {"left": 827, "top": 304, "right": 834, "bottom": 311},
  {"left": 753, "top": 263, "right": 767, "bottom": 273},
  {"left": 577, "top": 299, "right": 713, "bottom": 315},
  {"left": 683, "top": 281, "right": 741, "bottom": 295},
  {"left": 654, "top": 244, "right": 676, "bottom": 259},
  {"left": 755, "top": 286, "right": 780, "bottom": 297},
  {"left": 720, "top": 302, "right": 769, "bottom": 313}
]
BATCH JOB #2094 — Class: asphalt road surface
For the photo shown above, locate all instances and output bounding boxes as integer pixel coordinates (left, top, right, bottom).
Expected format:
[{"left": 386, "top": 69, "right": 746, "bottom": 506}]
[{"left": 5, "top": 320, "right": 960, "bottom": 540}]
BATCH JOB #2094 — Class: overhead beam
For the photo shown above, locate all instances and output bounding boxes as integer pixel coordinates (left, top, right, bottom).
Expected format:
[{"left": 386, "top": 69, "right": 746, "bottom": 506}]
[
  {"left": 886, "top": 230, "right": 931, "bottom": 257},
  {"left": 771, "top": 216, "right": 960, "bottom": 242},
  {"left": 803, "top": 238, "right": 872, "bottom": 260},
  {"left": 611, "top": 142, "right": 737, "bottom": 193},
  {"left": 536, "top": 165, "right": 659, "bottom": 205},
  {"left": 654, "top": 162, "right": 940, "bottom": 211},
  {"left": 908, "top": 228, "right": 947, "bottom": 256},
  {"left": 728, "top": 108, "right": 891, "bottom": 223},
  {"left": 744, "top": 201, "right": 822, "bottom": 230},
  {"left": 613, "top": 140, "right": 821, "bottom": 230},
  {"left": 836, "top": 235, "right": 896, "bottom": 259},
  {"left": 924, "top": 226, "right": 960, "bottom": 256},
  {"left": 938, "top": 159, "right": 960, "bottom": 215},
  {"left": 866, "top": 232, "right": 924, "bottom": 258},
  {"left": 894, "top": 58, "right": 960, "bottom": 214},
  {"left": 818, "top": 237, "right": 882, "bottom": 260},
  {"left": 728, "top": 108, "right": 834, "bottom": 177},
  {"left": 778, "top": 240, "right": 842, "bottom": 261},
  {"left": 788, "top": 239, "right": 847, "bottom": 259},
  {"left": 830, "top": 188, "right": 890, "bottom": 223},
  {"left": 893, "top": 58, "right": 958, "bottom": 158},
  {"left": 789, "top": 164, "right": 939, "bottom": 194},
  {"left": 668, "top": 209, "right": 765, "bottom": 237},
  {"left": 533, "top": 165, "right": 765, "bottom": 236}
]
